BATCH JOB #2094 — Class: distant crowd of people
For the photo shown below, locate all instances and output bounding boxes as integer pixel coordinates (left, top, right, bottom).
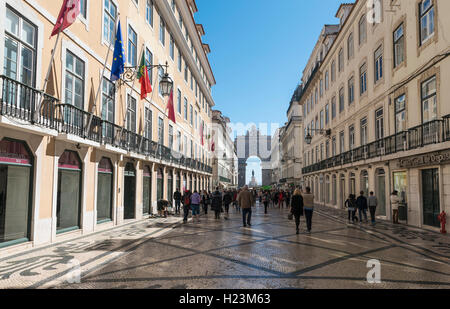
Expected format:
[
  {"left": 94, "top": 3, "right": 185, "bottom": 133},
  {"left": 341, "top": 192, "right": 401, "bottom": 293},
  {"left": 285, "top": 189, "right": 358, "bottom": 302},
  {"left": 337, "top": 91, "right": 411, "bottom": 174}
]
[{"left": 156, "top": 185, "right": 399, "bottom": 235}]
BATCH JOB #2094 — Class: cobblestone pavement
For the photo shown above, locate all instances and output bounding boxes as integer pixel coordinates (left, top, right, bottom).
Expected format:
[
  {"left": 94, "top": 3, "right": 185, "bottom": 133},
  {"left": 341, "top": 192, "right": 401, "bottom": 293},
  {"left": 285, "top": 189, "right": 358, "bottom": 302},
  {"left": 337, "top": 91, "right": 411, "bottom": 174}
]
[{"left": 1, "top": 204, "right": 449, "bottom": 289}]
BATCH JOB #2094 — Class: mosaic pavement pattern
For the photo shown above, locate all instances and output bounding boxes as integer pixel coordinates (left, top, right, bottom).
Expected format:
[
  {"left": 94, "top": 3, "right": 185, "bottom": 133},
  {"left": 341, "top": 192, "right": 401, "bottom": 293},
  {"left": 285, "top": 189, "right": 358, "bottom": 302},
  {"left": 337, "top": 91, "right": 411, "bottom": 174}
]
[{"left": 1, "top": 203, "right": 449, "bottom": 289}]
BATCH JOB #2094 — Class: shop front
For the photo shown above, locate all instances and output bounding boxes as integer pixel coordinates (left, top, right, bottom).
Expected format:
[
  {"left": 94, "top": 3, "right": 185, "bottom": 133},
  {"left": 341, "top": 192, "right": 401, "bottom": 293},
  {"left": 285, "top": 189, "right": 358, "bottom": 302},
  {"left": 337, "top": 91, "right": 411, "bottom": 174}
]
[
  {"left": 97, "top": 157, "right": 113, "bottom": 223},
  {"left": 124, "top": 162, "right": 136, "bottom": 220},
  {"left": 143, "top": 166, "right": 152, "bottom": 215},
  {"left": 0, "top": 139, "right": 33, "bottom": 248}
]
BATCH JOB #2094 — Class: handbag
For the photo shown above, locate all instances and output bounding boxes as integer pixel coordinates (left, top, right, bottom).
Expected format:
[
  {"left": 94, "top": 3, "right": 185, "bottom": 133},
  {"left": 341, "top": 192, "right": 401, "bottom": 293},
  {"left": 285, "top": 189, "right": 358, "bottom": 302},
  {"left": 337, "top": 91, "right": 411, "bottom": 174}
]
[{"left": 288, "top": 213, "right": 293, "bottom": 220}]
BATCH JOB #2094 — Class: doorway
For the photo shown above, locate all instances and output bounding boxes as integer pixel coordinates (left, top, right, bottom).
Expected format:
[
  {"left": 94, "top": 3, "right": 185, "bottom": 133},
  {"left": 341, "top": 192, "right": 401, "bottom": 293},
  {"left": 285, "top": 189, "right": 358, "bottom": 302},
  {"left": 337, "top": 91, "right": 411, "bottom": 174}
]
[
  {"left": 376, "top": 169, "right": 386, "bottom": 216},
  {"left": 422, "top": 169, "right": 440, "bottom": 227},
  {"left": 124, "top": 163, "right": 136, "bottom": 219}
]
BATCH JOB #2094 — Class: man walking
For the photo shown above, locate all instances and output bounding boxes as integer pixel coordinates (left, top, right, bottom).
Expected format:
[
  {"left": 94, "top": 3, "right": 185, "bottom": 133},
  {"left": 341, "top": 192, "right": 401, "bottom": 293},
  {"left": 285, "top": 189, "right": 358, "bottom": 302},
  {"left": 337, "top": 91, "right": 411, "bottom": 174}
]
[
  {"left": 211, "top": 187, "right": 223, "bottom": 220},
  {"left": 173, "top": 188, "right": 182, "bottom": 215},
  {"left": 182, "top": 190, "right": 191, "bottom": 223},
  {"left": 302, "top": 187, "right": 315, "bottom": 234},
  {"left": 356, "top": 191, "right": 368, "bottom": 224},
  {"left": 391, "top": 190, "right": 400, "bottom": 224},
  {"left": 238, "top": 186, "right": 254, "bottom": 227},
  {"left": 368, "top": 191, "right": 378, "bottom": 225},
  {"left": 223, "top": 190, "right": 232, "bottom": 219},
  {"left": 190, "top": 190, "right": 201, "bottom": 223}
]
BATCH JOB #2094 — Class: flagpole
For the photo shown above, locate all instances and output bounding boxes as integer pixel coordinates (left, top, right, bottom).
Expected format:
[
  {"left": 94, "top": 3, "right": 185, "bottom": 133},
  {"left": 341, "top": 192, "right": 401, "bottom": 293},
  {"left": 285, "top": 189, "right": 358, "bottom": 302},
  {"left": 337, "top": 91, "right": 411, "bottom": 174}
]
[
  {"left": 34, "top": 22, "right": 64, "bottom": 122},
  {"left": 85, "top": 13, "right": 120, "bottom": 136}
]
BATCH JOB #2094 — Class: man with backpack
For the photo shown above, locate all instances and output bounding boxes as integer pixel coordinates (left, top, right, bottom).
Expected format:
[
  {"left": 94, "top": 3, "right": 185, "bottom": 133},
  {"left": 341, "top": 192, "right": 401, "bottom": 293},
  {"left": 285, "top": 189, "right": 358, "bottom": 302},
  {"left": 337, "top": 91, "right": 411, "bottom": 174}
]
[
  {"left": 356, "top": 191, "right": 369, "bottom": 224},
  {"left": 211, "top": 187, "right": 223, "bottom": 220},
  {"left": 182, "top": 190, "right": 191, "bottom": 223}
]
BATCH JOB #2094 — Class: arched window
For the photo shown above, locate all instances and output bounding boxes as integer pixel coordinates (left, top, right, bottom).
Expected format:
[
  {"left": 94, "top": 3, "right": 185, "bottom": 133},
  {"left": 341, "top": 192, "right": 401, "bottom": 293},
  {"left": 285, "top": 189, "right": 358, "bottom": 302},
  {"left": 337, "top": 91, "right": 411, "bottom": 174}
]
[
  {"left": 0, "top": 139, "right": 33, "bottom": 246},
  {"left": 57, "top": 150, "right": 82, "bottom": 233},
  {"left": 359, "top": 15, "right": 367, "bottom": 45},
  {"left": 97, "top": 157, "right": 113, "bottom": 223}
]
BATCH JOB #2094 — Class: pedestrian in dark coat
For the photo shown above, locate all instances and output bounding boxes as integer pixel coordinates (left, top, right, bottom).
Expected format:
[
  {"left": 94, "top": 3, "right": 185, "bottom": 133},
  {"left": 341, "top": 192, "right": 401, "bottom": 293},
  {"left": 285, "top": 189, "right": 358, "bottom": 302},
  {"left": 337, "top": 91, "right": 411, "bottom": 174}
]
[
  {"left": 356, "top": 191, "right": 368, "bottom": 223},
  {"left": 211, "top": 188, "right": 223, "bottom": 220},
  {"left": 290, "top": 189, "right": 304, "bottom": 234}
]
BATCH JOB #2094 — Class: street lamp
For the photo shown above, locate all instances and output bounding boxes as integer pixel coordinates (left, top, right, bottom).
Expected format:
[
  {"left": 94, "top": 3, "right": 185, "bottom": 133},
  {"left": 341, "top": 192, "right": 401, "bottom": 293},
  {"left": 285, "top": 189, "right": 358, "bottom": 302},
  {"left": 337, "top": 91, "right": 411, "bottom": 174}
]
[{"left": 305, "top": 129, "right": 332, "bottom": 145}]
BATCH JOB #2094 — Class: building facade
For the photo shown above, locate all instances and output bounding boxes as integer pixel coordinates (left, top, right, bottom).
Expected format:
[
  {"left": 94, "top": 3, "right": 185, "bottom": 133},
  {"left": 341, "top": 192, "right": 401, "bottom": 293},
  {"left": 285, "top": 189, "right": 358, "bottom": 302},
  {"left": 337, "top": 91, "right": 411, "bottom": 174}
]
[
  {"left": 211, "top": 110, "right": 237, "bottom": 189},
  {"left": 299, "top": 0, "right": 450, "bottom": 231},
  {"left": 0, "top": 0, "right": 216, "bottom": 253},
  {"left": 270, "top": 127, "right": 282, "bottom": 187}
]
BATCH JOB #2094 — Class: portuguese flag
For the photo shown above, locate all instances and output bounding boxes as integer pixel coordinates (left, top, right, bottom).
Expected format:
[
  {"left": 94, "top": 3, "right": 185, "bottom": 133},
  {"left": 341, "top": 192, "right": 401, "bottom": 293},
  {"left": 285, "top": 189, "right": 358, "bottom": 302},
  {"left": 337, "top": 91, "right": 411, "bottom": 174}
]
[{"left": 137, "top": 53, "right": 152, "bottom": 100}]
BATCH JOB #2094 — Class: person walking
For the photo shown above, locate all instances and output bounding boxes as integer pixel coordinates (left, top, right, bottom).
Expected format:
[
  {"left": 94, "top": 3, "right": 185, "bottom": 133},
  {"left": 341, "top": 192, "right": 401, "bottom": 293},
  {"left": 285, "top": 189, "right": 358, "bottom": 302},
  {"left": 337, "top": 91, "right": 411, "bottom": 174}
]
[
  {"left": 285, "top": 191, "right": 291, "bottom": 210},
  {"left": 238, "top": 186, "right": 254, "bottom": 227},
  {"left": 368, "top": 191, "right": 378, "bottom": 225},
  {"left": 391, "top": 190, "right": 400, "bottom": 224},
  {"left": 345, "top": 194, "right": 358, "bottom": 224},
  {"left": 278, "top": 190, "right": 284, "bottom": 209},
  {"left": 356, "top": 191, "right": 368, "bottom": 224},
  {"left": 190, "top": 190, "right": 201, "bottom": 223},
  {"left": 290, "top": 188, "right": 304, "bottom": 234},
  {"left": 223, "top": 190, "right": 232, "bottom": 219},
  {"left": 211, "top": 187, "right": 223, "bottom": 220},
  {"left": 202, "top": 190, "right": 210, "bottom": 215},
  {"left": 182, "top": 190, "right": 191, "bottom": 223},
  {"left": 173, "top": 188, "right": 182, "bottom": 215},
  {"left": 262, "top": 191, "right": 269, "bottom": 214},
  {"left": 302, "top": 187, "right": 315, "bottom": 234}
]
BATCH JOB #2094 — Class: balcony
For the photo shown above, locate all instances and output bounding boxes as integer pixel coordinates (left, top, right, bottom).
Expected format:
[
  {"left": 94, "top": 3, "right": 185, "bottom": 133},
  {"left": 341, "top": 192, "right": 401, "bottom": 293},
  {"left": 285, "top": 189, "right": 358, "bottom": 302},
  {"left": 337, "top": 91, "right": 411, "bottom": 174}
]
[
  {"left": 302, "top": 117, "right": 450, "bottom": 175},
  {"left": 0, "top": 76, "right": 213, "bottom": 175},
  {"left": 0, "top": 75, "right": 59, "bottom": 129}
]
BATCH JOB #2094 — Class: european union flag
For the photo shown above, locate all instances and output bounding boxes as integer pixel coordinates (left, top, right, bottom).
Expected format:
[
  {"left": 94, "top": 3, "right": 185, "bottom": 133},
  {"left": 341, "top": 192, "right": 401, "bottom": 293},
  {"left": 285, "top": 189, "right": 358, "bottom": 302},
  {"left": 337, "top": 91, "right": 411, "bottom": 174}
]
[{"left": 111, "top": 20, "right": 125, "bottom": 82}]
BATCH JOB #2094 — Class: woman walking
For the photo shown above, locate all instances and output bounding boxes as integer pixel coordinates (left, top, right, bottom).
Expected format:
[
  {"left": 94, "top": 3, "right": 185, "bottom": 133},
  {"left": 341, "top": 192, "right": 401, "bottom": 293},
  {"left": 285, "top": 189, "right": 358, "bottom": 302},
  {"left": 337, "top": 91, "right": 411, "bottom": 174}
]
[
  {"left": 190, "top": 190, "right": 201, "bottom": 223},
  {"left": 290, "top": 189, "right": 304, "bottom": 234},
  {"left": 302, "top": 187, "right": 315, "bottom": 234},
  {"left": 391, "top": 190, "right": 400, "bottom": 224}
]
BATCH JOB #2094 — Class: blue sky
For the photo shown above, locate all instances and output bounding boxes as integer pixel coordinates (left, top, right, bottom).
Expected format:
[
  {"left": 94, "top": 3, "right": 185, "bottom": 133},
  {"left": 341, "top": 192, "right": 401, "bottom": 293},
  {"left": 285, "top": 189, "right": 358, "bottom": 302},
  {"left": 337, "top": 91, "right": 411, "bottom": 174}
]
[{"left": 196, "top": 0, "right": 348, "bottom": 136}]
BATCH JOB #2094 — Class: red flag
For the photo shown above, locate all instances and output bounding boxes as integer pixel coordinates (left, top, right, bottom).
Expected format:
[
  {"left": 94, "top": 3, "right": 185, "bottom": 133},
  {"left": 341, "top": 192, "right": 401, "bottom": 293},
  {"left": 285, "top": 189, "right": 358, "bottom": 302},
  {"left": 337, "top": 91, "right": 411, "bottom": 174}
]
[
  {"left": 167, "top": 90, "right": 176, "bottom": 123},
  {"left": 138, "top": 54, "right": 152, "bottom": 100},
  {"left": 211, "top": 141, "right": 215, "bottom": 152},
  {"left": 51, "top": 0, "right": 81, "bottom": 37},
  {"left": 200, "top": 123, "right": 204, "bottom": 146}
]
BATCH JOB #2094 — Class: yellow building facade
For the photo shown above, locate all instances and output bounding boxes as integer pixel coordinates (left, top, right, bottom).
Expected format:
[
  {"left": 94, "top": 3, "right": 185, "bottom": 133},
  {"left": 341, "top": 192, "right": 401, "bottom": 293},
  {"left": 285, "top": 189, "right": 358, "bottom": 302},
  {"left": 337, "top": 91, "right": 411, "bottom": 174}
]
[
  {"left": 0, "top": 0, "right": 215, "bottom": 253},
  {"left": 298, "top": 0, "right": 450, "bottom": 230}
]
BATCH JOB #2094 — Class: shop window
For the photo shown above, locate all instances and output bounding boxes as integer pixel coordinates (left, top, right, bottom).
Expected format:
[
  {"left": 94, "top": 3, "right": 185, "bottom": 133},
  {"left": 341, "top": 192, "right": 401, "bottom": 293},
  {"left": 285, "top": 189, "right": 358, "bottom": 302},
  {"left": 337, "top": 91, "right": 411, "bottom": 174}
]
[
  {"left": 143, "top": 166, "right": 152, "bottom": 215},
  {"left": 97, "top": 157, "right": 113, "bottom": 223}
]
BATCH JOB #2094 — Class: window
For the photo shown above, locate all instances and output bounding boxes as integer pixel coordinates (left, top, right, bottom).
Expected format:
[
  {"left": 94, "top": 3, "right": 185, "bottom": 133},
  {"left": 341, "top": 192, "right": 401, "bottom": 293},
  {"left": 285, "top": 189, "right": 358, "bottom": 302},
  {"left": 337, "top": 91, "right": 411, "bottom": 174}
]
[
  {"left": 184, "top": 61, "right": 188, "bottom": 82},
  {"left": 315, "top": 88, "right": 318, "bottom": 106},
  {"left": 160, "top": 17, "right": 165, "bottom": 45},
  {"left": 394, "top": 23, "right": 405, "bottom": 67},
  {"left": 101, "top": 77, "right": 115, "bottom": 123},
  {"left": 144, "top": 107, "right": 152, "bottom": 140},
  {"left": 375, "top": 108, "right": 384, "bottom": 140},
  {"left": 177, "top": 89, "right": 181, "bottom": 114},
  {"left": 183, "top": 136, "right": 187, "bottom": 155},
  {"left": 331, "top": 96, "right": 336, "bottom": 119},
  {"left": 360, "top": 117, "right": 368, "bottom": 146},
  {"left": 169, "top": 125, "right": 174, "bottom": 149},
  {"left": 171, "top": 0, "right": 176, "bottom": 11},
  {"left": 348, "top": 77, "right": 354, "bottom": 105},
  {"left": 126, "top": 95, "right": 136, "bottom": 133},
  {"left": 146, "top": 0, "right": 153, "bottom": 27},
  {"left": 178, "top": 49, "right": 182, "bottom": 71},
  {"left": 4, "top": 7, "right": 37, "bottom": 88},
  {"left": 190, "top": 104, "right": 193, "bottom": 125},
  {"left": 145, "top": 48, "right": 153, "bottom": 84},
  {"left": 339, "top": 131, "right": 345, "bottom": 153},
  {"left": 374, "top": 46, "right": 383, "bottom": 83},
  {"left": 325, "top": 104, "right": 329, "bottom": 125},
  {"left": 127, "top": 26, "right": 137, "bottom": 66},
  {"left": 419, "top": 0, "right": 435, "bottom": 45},
  {"left": 338, "top": 48, "right": 344, "bottom": 72},
  {"left": 320, "top": 110, "right": 324, "bottom": 130},
  {"left": 331, "top": 61, "right": 336, "bottom": 82},
  {"left": 80, "top": 0, "right": 87, "bottom": 19},
  {"left": 326, "top": 141, "right": 330, "bottom": 159},
  {"left": 347, "top": 33, "right": 354, "bottom": 60},
  {"left": 103, "top": 0, "right": 117, "bottom": 44},
  {"left": 158, "top": 117, "right": 164, "bottom": 145},
  {"left": 170, "top": 34, "right": 175, "bottom": 60},
  {"left": 325, "top": 71, "right": 329, "bottom": 90},
  {"left": 320, "top": 79, "right": 323, "bottom": 97},
  {"left": 178, "top": 131, "right": 182, "bottom": 152},
  {"left": 360, "top": 63, "right": 367, "bottom": 94},
  {"left": 332, "top": 136, "right": 336, "bottom": 156},
  {"left": 421, "top": 76, "right": 437, "bottom": 123},
  {"left": 184, "top": 98, "right": 188, "bottom": 120},
  {"left": 65, "top": 51, "right": 85, "bottom": 109},
  {"left": 395, "top": 94, "right": 406, "bottom": 132},
  {"left": 339, "top": 88, "right": 344, "bottom": 113},
  {"left": 178, "top": 10, "right": 183, "bottom": 30},
  {"left": 349, "top": 125, "right": 355, "bottom": 150},
  {"left": 158, "top": 67, "right": 165, "bottom": 96},
  {"left": 359, "top": 15, "right": 367, "bottom": 45},
  {"left": 194, "top": 110, "right": 198, "bottom": 129}
]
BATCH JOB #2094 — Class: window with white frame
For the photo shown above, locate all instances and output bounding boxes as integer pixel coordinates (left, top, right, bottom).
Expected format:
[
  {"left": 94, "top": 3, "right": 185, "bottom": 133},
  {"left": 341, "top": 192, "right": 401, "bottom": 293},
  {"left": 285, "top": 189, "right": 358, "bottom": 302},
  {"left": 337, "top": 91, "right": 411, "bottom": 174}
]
[
  {"left": 126, "top": 94, "right": 137, "bottom": 133},
  {"left": 158, "top": 117, "right": 164, "bottom": 145},
  {"left": 169, "top": 125, "right": 174, "bottom": 149},
  {"left": 103, "top": 0, "right": 117, "bottom": 44},
  {"left": 374, "top": 46, "right": 383, "bottom": 83},
  {"left": 360, "top": 62, "right": 367, "bottom": 94},
  {"left": 348, "top": 77, "right": 354, "bottom": 105},
  {"left": 144, "top": 107, "right": 152, "bottom": 140},
  {"left": 394, "top": 23, "right": 405, "bottom": 68},
  {"left": 80, "top": 0, "right": 87, "bottom": 19},
  {"left": 184, "top": 98, "right": 188, "bottom": 120},
  {"left": 65, "top": 51, "right": 85, "bottom": 109},
  {"left": 145, "top": 48, "right": 153, "bottom": 84},
  {"left": 349, "top": 125, "right": 355, "bottom": 150},
  {"left": 395, "top": 94, "right": 406, "bottom": 133},
  {"left": 339, "top": 87, "right": 344, "bottom": 113},
  {"left": 421, "top": 76, "right": 437, "bottom": 123},
  {"left": 419, "top": 0, "right": 435, "bottom": 45},
  {"left": 347, "top": 33, "right": 354, "bottom": 60},
  {"left": 128, "top": 25, "right": 137, "bottom": 66},
  {"left": 160, "top": 16, "right": 166, "bottom": 45},
  {"left": 4, "top": 7, "right": 37, "bottom": 87},
  {"left": 359, "top": 15, "right": 367, "bottom": 45},
  {"left": 170, "top": 34, "right": 175, "bottom": 60},
  {"left": 177, "top": 89, "right": 182, "bottom": 114},
  {"left": 101, "top": 77, "right": 115, "bottom": 123},
  {"left": 360, "top": 117, "right": 368, "bottom": 145},
  {"left": 375, "top": 108, "right": 384, "bottom": 140},
  {"left": 146, "top": 0, "right": 153, "bottom": 27}
]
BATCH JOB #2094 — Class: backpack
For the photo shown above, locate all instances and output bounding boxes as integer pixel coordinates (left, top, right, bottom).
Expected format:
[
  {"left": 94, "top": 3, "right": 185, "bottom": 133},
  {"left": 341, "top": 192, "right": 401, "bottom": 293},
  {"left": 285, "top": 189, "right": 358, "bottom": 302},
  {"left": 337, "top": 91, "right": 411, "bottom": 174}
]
[{"left": 183, "top": 195, "right": 190, "bottom": 206}]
